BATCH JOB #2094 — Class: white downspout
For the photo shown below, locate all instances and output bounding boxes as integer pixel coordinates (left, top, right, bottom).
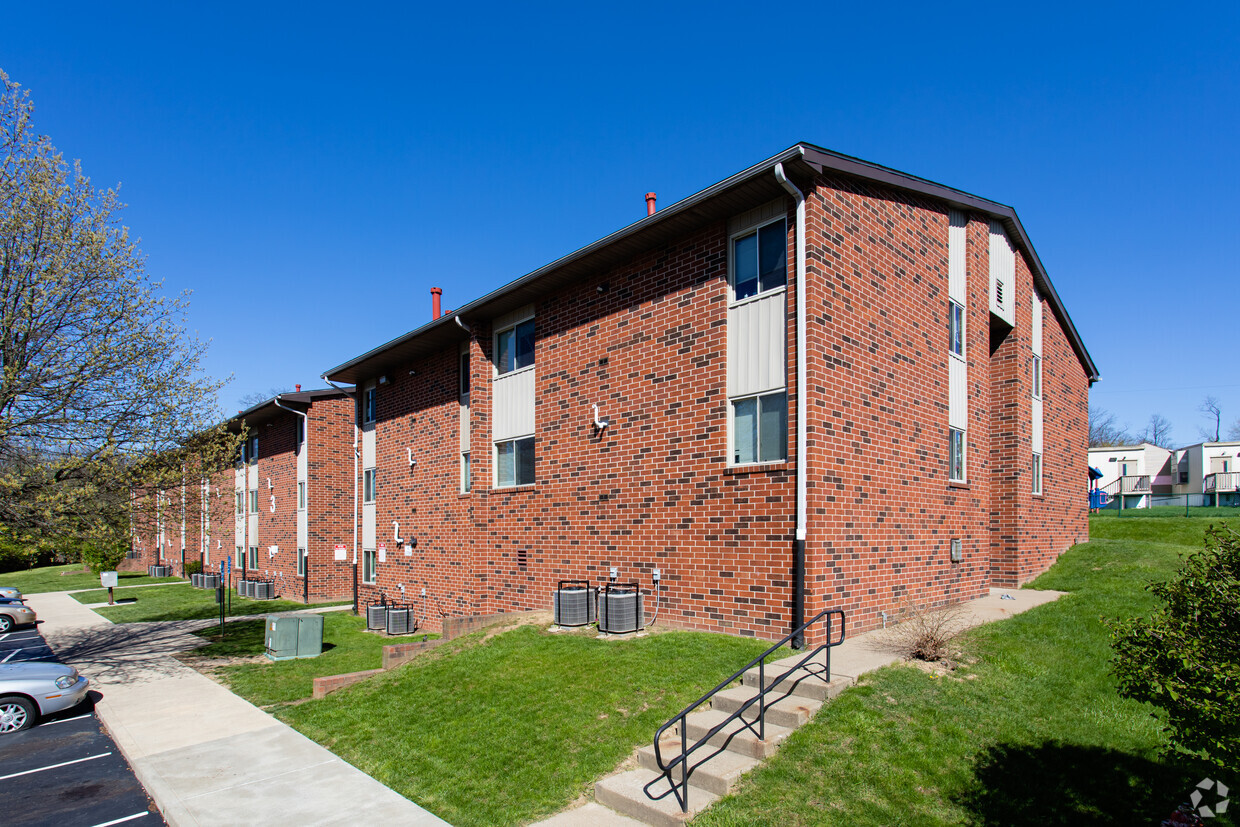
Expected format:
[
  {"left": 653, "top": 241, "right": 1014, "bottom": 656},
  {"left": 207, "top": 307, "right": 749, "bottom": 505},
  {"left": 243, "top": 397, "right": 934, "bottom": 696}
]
[{"left": 775, "top": 161, "right": 807, "bottom": 644}]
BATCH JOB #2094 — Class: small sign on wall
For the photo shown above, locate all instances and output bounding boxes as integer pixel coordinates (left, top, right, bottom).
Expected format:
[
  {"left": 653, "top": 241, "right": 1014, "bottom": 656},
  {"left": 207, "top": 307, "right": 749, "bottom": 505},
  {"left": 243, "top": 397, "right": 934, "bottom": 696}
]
[
  {"left": 378, "top": 543, "right": 387, "bottom": 563},
  {"left": 334, "top": 544, "right": 347, "bottom": 561}
]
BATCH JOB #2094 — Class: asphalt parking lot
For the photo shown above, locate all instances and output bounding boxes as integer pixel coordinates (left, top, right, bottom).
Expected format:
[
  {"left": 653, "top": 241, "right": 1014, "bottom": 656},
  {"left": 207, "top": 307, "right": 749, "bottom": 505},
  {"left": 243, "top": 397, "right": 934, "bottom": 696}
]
[{"left": 0, "top": 623, "right": 164, "bottom": 826}]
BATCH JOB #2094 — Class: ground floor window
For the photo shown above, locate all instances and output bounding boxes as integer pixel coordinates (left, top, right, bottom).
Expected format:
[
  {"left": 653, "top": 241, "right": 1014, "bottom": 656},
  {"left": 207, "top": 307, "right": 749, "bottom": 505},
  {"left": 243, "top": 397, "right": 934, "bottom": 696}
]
[
  {"left": 362, "top": 548, "right": 377, "bottom": 584},
  {"left": 1032, "top": 451, "right": 1043, "bottom": 495},
  {"left": 235, "top": 546, "right": 244, "bottom": 569},
  {"left": 462, "top": 452, "right": 471, "bottom": 493},
  {"left": 248, "top": 545, "right": 258, "bottom": 569},
  {"left": 495, "top": 437, "right": 534, "bottom": 487},
  {"left": 297, "top": 547, "right": 307, "bottom": 576},
  {"left": 949, "top": 427, "right": 966, "bottom": 482},
  {"left": 731, "top": 391, "right": 787, "bottom": 465}
]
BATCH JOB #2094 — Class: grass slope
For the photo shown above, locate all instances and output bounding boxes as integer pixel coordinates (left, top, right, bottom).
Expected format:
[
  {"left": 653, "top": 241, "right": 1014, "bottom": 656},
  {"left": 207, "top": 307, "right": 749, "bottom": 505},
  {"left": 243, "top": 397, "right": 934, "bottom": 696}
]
[
  {"left": 191, "top": 614, "right": 438, "bottom": 706},
  {"left": 74, "top": 582, "right": 347, "bottom": 623},
  {"left": 694, "top": 516, "right": 1234, "bottom": 827},
  {"left": 278, "top": 626, "right": 771, "bottom": 827},
  {"left": 0, "top": 563, "right": 179, "bottom": 594}
]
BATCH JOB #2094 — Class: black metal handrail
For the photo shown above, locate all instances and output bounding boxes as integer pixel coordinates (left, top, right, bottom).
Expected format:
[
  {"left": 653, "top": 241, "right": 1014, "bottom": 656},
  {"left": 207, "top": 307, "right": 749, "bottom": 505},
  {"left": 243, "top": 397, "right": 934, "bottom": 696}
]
[{"left": 643, "top": 607, "right": 846, "bottom": 812}]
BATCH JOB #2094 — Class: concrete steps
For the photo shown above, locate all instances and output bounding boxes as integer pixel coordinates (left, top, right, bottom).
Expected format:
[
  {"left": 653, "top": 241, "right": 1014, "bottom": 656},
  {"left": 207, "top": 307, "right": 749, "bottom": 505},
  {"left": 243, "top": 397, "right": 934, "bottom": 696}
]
[
  {"left": 637, "top": 739, "right": 760, "bottom": 797},
  {"left": 741, "top": 656, "right": 854, "bottom": 701},
  {"left": 711, "top": 684, "right": 822, "bottom": 729},
  {"left": 595, "top": 769, "right": 719, "bottom": 827}
]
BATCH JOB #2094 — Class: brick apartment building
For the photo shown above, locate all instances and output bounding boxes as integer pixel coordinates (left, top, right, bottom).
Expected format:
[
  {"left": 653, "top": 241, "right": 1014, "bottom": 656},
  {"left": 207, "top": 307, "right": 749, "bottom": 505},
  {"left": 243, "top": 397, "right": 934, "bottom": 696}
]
[
  {"left": 128, "top": 388, "right": 356, "bottom": 603},
  {"left": 314, "top": 142, "right": 1099, "bottom": 640}
]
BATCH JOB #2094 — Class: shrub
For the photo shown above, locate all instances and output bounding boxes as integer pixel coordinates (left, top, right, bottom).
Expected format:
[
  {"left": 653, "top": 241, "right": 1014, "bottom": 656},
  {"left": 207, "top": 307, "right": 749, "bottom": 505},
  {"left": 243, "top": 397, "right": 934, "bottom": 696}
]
[
  {"left": 184, "top": 560, "right": 203, "bottom": 576},
  {"left": 1109, "top": 524, "right": 1240, "bottom": 772},
  {"left": 879, "top": 601, "right": 967, "bottom": 662}
]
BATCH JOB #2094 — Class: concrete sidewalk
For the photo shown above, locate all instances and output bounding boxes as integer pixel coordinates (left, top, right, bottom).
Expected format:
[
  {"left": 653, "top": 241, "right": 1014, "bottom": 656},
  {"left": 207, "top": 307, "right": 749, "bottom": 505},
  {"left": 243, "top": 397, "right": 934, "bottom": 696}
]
[{"left": 28, "top": 591, "right": 448, "bottom": 827}]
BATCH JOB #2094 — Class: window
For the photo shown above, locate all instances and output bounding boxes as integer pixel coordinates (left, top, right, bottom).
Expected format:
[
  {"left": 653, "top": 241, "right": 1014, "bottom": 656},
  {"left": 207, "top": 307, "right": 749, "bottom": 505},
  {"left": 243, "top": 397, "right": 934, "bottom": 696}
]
[
  {"left": 363, "top": 468, "right": 377, "bottom": 503},
  {"left": 362, "top": 548, "right": 377, "bottom": 584},
  {"left": 949, "top": 428, "right": 966, "bottom": 482},
  {"left": 1031, "top": 355, "right": 1042, "bottom": 398},
  {"left": 950, "top": 538, "right": 962, "bottom": 563},
  {"left": 731, "top": 391, "right": 787, "bottom": 465},
  {"left": 235, "top": 491, "right": 243, "bottom": 515},
  {"left": 462, "top": 452, "right": 471, "bottom": 493},
  {"left": 496, "top": 319, "right": 535, "bottom": 375},
  {"left": 298, "top": 482, "right": 306, "bottom": 510},
  {"left": 460, "top": 352, "right": 471, "bottom": 395},
  {"left": 296, "top": 417, "right": 305, "bottom": 445},
  {"left": 248, "top": 437, "right": 258, "bottom": 461},
  {"left": 248, "top": 489, "right": 258, "bottom": 513},
  {"left": 1032, "top": 452, "right": 1043, "bottom": 495},
  {"left": 362, "top": 387, "right": 376, "bottom": 424},
  {"left": 949, "top": 301, "right": 964, "bottom": 357},
  {"left": 1180, "top": 471, "right": 1189, "bottom": 484},
  {"left": 731, "top": 219, "right": 786, "bottom": 301},
  {"left": 297, "top": 547, "right": 306, "bottom": 577},
  {"left": 496, "top": 437, "right": 534, "bottom": 487},
  {"left": 248, "top": 546, "right": 258, "bottom": 569},
  {"left": 235, "top": 546, "right": 244, "bottom": 568}
]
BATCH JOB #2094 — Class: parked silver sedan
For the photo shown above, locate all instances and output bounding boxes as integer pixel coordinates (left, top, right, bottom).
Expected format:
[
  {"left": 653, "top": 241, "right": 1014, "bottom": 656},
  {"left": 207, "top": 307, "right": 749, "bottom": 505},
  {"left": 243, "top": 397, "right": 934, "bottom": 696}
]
[
  {"left": 0, "top": 662, "right": 90, "bottom": 733},
  {"left": 0, "top": 601, "right": 35, "bottom": 633}
]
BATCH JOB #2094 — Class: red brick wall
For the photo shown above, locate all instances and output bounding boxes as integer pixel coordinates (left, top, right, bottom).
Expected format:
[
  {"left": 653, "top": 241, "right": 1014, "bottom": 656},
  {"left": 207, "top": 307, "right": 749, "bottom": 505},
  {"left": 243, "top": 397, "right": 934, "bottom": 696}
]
[{"left": 307, "top": 397, "right": 361, "bottom": 602}]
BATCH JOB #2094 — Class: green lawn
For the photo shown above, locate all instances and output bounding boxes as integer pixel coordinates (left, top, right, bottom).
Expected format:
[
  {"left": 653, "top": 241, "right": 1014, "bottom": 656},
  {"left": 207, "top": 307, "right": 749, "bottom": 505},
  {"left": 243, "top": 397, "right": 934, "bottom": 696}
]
[
  {"left": 277, "top": 625, "right": 772, "bottom": 827},
  {"left": 73, "top": 582, "right": 348, "bottom": 623},
  {"left": 694, "top": 516, "right": 1235, "bottom": 827},
  {"left": 0, "top": 563, "right": 180, "bottom": 594},
  {"left": 192, "top": 613, "right": 437, "bottom": 706}
]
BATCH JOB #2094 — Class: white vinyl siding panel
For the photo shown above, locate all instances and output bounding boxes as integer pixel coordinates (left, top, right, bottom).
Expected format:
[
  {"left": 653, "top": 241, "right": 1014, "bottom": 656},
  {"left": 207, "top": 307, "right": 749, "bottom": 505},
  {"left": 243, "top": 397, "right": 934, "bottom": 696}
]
[
  {"left": 728, "top": 199, "right": 787, "bottom": 236},
  {"left": 1031, "top": 291, "right": 1043, "bottom": 356},
  {"left": 460, "top": 399, "right": 471, "bottom": 451},
  {"left": 361, "top": 383, "right": 376, "bottom": 552},
  {"left": 728, "top": 290, "right": 786, "bottom": 398},
  {"left": 949, "top": 357, "right": 968, "bottom": 430},
  {"left": 493, "top": 368, "right": 536, "bottom": 442},
  {"left": 948, "top": 210, "right": 967, "bottom": 303},
  {"left": 1032, "top": 397, "right": 1044, "bottom": 453},
  {"left": 988, "top": 220, "right": 1016, "bottom": 326},
  {"left": 296, "top": 422, "right": 308, "bottom": 552},
  {"left": 246, "top": 463, "right": 258, "bottom": 548},
  {"left": 234, "top": 467, "right": 245, "bottom": 547}
]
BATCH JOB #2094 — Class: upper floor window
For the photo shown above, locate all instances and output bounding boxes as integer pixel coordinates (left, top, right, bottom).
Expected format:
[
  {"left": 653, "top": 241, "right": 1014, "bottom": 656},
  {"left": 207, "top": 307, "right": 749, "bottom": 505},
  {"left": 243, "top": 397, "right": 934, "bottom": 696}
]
[
  {"left": 248, "top": 489, "right": 258, "bottom": 513},
  {"left": 247, "top": 436, "right": 258, "bottom": 462},
  {"left": 460, "top": 351, "right": 471, "bottom": 395},
  {"left": 949, "top": 301, "right": 964, "bottom": 357},
  {"left": 462, "top": 452, "right": 471, "bottom": 493},
  {"left": 1032, "top": 355, "right": 1042, "bottom": 398},
  {"left": 731, "top": 219, "right": 786, "bottom": 301},
  {"left": 298, "top": 482, "right": 306, "bottom": 510},
  {"left": 296, "top": 417, "right": 305, "bottom": 445},
  {"left": 731, "top": 391, "right": 787, "bottom": 465},
  {"left": 496, "top": 319, "right": 535, "bottom": 375},
  {"left": 363, "top": 468, "right": 377, "bottom": 503},
  {"left": 362, "top": 387, "right": 377, "bottom": 424}
]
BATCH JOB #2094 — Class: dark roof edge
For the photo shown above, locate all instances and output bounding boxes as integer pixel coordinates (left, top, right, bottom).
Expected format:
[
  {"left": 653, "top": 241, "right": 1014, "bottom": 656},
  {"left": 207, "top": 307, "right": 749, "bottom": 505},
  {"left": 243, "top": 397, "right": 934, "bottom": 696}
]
[
  {"left": 322, "top": 145, "right": 809, "bottom": 380},
  {"left": 230, "top": 387, "right": 352, "bottom": 424},
  {"left": 323, "top": 142, "right": 1098, "bottom": 383},
  {"left": 799, "top": 145, "right": 1099, "bottom": 382}
]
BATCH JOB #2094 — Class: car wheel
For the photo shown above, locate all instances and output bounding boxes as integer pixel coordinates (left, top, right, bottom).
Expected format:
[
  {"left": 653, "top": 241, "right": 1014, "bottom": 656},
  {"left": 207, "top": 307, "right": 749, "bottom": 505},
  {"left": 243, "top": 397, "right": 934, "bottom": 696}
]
[
  {"left": 0, "top": 696, "right": 35, "bottom": 734},
  {"left": 0, "top": 615, "right": 12, "bottom": 633}
]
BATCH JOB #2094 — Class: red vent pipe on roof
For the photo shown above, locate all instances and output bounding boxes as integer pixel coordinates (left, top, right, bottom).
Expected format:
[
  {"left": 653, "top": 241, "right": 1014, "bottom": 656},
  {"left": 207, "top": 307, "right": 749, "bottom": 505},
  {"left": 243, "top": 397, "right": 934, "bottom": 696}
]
[
  {"left": 295, "top": 384, "right": 301, "bottom": 392},
  {"left": 646, "top": 192, "right": 656, "bottom": 216},
  {"left": 431, "top": 287, "right": 442, "bottom": 319}
]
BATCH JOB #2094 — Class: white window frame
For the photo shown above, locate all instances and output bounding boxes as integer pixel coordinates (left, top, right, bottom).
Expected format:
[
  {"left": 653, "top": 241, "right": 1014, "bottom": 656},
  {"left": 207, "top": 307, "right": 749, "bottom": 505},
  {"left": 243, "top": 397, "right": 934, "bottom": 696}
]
[
  {"left": 297, "top": 547, "right": 306, "bottom": 577},
  {"left": 296, "top": 417, "right": 305, "bottom": 446},
  {"left": 1032, "top": 451, "right": 1043, "bottom": 495},
  {"left": 729, "top": 390, "right": 788, "bottom": 467},
  {"left": 494, "top": 317, "right": 535, "bottom": 377},
  {"left": 949, "top": 427, "right": 966, "bottom": 483},
  {"left": 362, "top": 387, "right": 376, "bottom": 424},
  {"left": 235, "top": 491, "right": 243, "bottom": 515},
  {"left": 461, "top": 452, "right": 471, "bottom": 493},
  {"left": 298, "top": 481, "right": 306, "bottom": 510},
  {"left": 248, "top": 489, "right": 258, "bottom": 514},
  {"left": 363, "top": 468, "right": 377, "bottom": 503},
  {"left": 1032, "top": 354, "right": 1042, "bottom": 399},
  {"left": 949, "top": 300, "right": 965, "bottom": 359},
  {"left": 494, "top": 436, "right": 535, "bottom": 488},
  {"left": 728, "top": 217, "right": 787, "bottom": 303},
  {"left": 248, "top": 545, "right": 258, "bottom": 569},
  {"left": 248, "top": 436, "right": 258, "bottom": 462},
  {"left": 235, "top": 546, "right": 244, "bottom": 568},
  {"left": 362, "top": 548, "right": 377, "bottom": 584}
]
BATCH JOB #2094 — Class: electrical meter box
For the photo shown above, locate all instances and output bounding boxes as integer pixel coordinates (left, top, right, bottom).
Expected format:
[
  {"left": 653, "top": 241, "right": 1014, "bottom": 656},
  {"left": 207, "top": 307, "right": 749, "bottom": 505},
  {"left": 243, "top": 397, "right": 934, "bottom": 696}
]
[{"left": 265, "top": 614, "right": 323, "bottom": 661}]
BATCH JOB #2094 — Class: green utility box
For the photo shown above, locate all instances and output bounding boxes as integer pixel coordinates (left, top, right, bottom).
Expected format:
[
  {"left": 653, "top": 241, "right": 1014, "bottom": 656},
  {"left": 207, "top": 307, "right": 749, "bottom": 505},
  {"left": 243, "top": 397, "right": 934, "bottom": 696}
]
[{"left": 264, "top": 613, "right": 324, "bottom": 661}]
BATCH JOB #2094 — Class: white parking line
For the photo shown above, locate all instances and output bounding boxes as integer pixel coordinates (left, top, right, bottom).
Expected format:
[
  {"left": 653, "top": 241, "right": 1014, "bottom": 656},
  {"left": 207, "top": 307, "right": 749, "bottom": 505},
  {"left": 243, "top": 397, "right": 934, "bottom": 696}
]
[
  {"left": 0, "top": 751, "right": 112, "bottom": 780},
  {"left": 0, "top": 633, "right": 8, "bottom": 641},
  {"left": 1, "top": 649, "right": 20, "bottom": 662},
  {"left": 91, "top": 812, "right": 150, "bottom": 827},
  {"left": 39, "top": 713, "right": 94, "bottom": 726}
]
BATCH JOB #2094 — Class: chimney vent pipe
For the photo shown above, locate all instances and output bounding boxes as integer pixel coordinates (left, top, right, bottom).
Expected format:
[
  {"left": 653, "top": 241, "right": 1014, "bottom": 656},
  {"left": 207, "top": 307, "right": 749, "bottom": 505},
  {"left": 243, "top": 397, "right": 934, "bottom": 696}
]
[
  {"left": 295, "top": 384, "right": 301, "bottom": 392},
  {"left": 431, "top": 287, "right": 442, "bottom": 319},
  {"left": 645, "top": 192, "right": 656, "bottom": 216}
]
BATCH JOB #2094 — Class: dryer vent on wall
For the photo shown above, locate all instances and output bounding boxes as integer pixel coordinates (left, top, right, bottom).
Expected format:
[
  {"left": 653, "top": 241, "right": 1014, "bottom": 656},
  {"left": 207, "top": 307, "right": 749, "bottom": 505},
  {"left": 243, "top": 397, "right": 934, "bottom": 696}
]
[
  {"left": 553, "top": 580, "right": 597, "bottom": 627},
  {"left": 598, "top": 582, "right": 643, "bottom": 634}
]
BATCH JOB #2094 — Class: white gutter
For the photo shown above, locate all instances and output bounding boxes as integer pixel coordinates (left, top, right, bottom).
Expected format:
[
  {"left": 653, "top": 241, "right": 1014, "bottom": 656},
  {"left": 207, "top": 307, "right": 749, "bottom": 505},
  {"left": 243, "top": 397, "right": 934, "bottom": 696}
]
[{"left": 774, "top": 163, "right": 807, "bottom": 542}]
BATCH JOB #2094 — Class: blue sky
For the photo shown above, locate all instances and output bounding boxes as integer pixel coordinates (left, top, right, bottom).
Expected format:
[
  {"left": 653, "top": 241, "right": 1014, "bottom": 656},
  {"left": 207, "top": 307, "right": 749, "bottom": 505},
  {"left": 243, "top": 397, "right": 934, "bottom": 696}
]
[{"left": 5, "top": 2, "right": 1238, "bottom": 444}]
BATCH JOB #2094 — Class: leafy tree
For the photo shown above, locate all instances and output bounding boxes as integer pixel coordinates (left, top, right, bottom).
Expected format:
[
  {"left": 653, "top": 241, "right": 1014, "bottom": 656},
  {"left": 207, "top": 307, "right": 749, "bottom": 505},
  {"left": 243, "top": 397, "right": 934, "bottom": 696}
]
[
  {"left": 1109, "top": 525, "right": 1240, "bottom": 772},
  {"left": 0, "top": 70, "right": 239, "bottom": 560}
]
